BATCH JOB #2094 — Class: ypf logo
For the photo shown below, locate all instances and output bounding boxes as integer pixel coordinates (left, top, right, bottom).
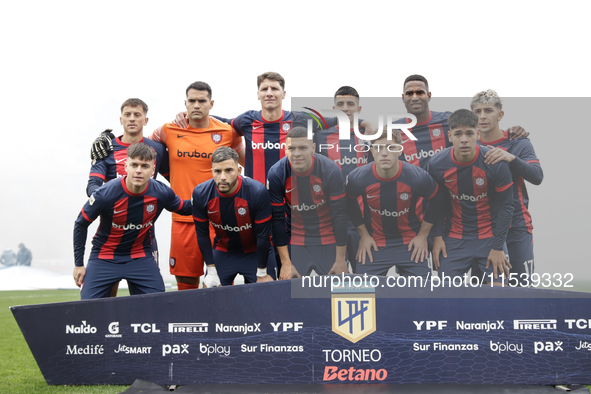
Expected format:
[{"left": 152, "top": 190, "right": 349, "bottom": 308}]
[{"left": 331, "top": 286, "right": 376, "bottom": 343}]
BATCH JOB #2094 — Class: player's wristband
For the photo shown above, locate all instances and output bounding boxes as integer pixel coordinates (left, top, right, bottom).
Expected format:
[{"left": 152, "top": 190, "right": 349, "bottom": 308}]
[{"left": 256, "top": 268, "right": 267, "bottom": 278}]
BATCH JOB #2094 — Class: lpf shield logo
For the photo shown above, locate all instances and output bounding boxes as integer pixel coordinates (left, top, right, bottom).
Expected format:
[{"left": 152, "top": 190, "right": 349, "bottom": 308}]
[{"left": 331, "top": 286, "right": 376, "bottom": 343}]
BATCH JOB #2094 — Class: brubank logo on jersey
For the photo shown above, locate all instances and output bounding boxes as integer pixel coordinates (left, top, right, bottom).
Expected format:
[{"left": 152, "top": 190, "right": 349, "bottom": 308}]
[
  {"left": 404, "top": 147, "right": 444, "bottom": 163},
  {"left": 449, "top": 191, "right": 487, "bottom": 202},
  {"left": 111, "top": 220, "right": 154, "bottom": 230},
  {"left": 289, "top": 200, "right": 326, "bottom": 212},
  {"left": 177, "top": 149, "right": 213, "bottom": 159},
  {"left": 304, "top": 109, "right": 418, "bottom": 142},
  {"left": 211, "top": 221, "right": 252, "bottom": 232},
  {"left": 369, "top": 205, "right": 409, "bottom": 218},
  {"left": 251, "top": 141, "right": 286, "bottom": 150},
  {"left": 334, "top": 156, "right": 368, "bottom": 166}
]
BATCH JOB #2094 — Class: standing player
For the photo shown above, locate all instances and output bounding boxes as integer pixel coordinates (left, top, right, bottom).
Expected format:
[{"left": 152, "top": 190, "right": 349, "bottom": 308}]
[
  {"left": 426, "top": 110, "right": 514, "bottom": 283},
  {"left": 149, "top": 82, "right": 244, "bottom": 291},
  {"left": 192, "top": 147, "right": 276, "bottom": 287},
  {"left": 314, "top": 86, "right": 369, "bottom": 273},
  {"left": 87, "top": 98, "right": 168, "bottom": 196},
  {"left": 73, "top": 143, "right": 192, "bottom": 299},
  {"left": 471, "top": 90, "right": 543, "bottom": 285},
  {"left": 267, "top": 127, "right": 348, "bottom": 277},
  {"left": 346, "top": 129, "right": 439, "bottom": 278}
]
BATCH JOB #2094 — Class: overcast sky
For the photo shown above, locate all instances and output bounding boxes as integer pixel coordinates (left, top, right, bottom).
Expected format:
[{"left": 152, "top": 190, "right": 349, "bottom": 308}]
[{"left": 1, "top": 1, "right": 589, "bottom": 282}]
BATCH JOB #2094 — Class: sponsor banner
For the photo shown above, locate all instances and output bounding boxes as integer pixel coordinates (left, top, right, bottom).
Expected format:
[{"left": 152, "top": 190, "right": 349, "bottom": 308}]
[{"left": 10, "top": 279, "right": 591, "bottom": 385}]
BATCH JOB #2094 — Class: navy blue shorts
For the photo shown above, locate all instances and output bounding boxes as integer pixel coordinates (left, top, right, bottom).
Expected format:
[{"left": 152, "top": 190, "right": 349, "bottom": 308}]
[
  {"left": 81, "top": 256, "right": 165, "bottom": 300},
  {"left": 213, "top": 247, "right": 277, "bottom": 286},
  {"left": 291, "top": 244, "right": 337, "bottom": 276},
  {"left": 356, "top": 244, "right": 430, "bottom": 278},
  {"left": 437, "top": 237, "right": 508, "bottom": 283}
]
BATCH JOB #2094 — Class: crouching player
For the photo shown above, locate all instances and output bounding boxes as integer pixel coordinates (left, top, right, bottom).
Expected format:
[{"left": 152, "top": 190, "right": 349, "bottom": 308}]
[
  {"left": 426, "top": 110, "right": 514, "bottom": 284},
  {"left": 267, "top": 127, "right": 349, "bottom": 277},
  {"left": 346, "top": 129, "right": 439, "bottom": 278},
  {"left": 192, "top": 147, "right": 277, "bottom": 287},
  {"left": 73, "top": 143, "right": 192, "bottom": 299}
]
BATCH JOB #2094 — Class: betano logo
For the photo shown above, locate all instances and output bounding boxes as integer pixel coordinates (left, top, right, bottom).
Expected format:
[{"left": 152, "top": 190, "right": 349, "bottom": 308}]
[{"left": 331, "top": 286, "right": 376, "bottom": 343}]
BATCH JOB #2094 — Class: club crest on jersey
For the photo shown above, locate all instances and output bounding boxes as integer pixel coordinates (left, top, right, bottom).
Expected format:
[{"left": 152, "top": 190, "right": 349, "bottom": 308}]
[
  {"left": 280, "top": 121, "right": 292, "bottom": 133},
  {"left": 475, "top": 177, "right": 486, "bottom": 188},
  {"left": 170, "top": 258, "right": 175, "bottom": 267},
  {"left": 312, "top": 184, "right": 322, "bottom": 194},
  {"left": 429, "top": 124, "right": 444, "bottom": 140},
  {"left": 211, "top": 133, "right": 222, "bottom": 144},
  {"left": 237, "top": 206, "right": 248, "bottom": 217},
  {"left": 145, "top": 204, "right": 155, "bottom": 214},
  {"left": 398, "top": 192, "right": 410, "bottom": 202}
]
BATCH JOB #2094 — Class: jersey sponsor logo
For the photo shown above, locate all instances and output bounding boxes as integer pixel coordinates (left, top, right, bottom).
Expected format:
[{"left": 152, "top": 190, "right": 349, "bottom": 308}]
[
  {"left": 475, "top": 177, "right": 486, "bottom": 188},
  {"left": 216, "top": 323, "right": 261, "bottom": 334},
  {"left": 398, "top": 192, "right": 410, "bottom": 202},
  {"left": 66, "top": 344, "right": 104, "bottom": 355},
  {"left": 312, "top": 184, "right": 323, "bottom": 194},
  {"left": 211, "top": 133, "right": 222, "bottom": 144},
  {"left": 369, "top": 205, "right": 409, "bottom": 217},
  {"left": 145, "top": 204, "right": 155, "bottom": 214},
  {"left": 162, "top": 344, "right": 189, "bottom": 356},
  {"left": 404, "top": 148, "right": 444, "bottom": 162},
  {"left": 237, "top": 206, "right": 248, "bottom": 217},
  {"left": 251, "top": 141, "right": 286, "bottom": 150},
  {"left": 513, "top": 319, "right": 557, "bottom": 330},
  {"left": 177, "top": 149, "right": 212, "bottom": 159},
  {"left": 281, "top": 121, "right": 292, "bottom": 133},
  {"left": 66, "top": 321, "right": 97, "bottom": 334},
  {"left": 168, "top": 323, "right": 209, "bottom": 333},
  {"left": 114, "top": 344, "right": 152, "bottom": 354},
  {"left": 449, "top": 191, "right": 487, "bottom": 202},
  {"left": 211, "top": 221, "right": 253, "bottom": 232},
  {"left": 331, "top": 287, "right": 376, "bottom": 343},
  {"left": 289, "top": 200, "right": 326, "bottom": 212},
  {"left": 334, "top": 156, "right": 368, "bottom": 166},
  {"left": 111, "top": 220, "right": 154, "bottom": 230}
]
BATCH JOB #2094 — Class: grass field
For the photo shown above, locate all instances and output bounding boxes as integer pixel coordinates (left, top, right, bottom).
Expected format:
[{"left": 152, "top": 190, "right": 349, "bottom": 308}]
[{"left": 2, "top": 285, "right": 591, "bottom": 393}]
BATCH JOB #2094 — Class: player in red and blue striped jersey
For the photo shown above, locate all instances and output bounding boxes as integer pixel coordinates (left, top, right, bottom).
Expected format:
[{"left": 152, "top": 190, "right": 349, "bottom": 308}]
[
  {"left": 471, "top": 90, "right": 543, "bottom": 285},
  {"left": 192, "top": 147, "right": 277, "bottom": 286},
  {"left": 87, "top": 99, "right": 168, "bottom": 197},
  {"left": 346, "top": 129, "right": 439, "bottom": 277},
  {"left": 74, "top": 143, "right": 192, "bottom": 299},
  {"left": 267, "top": 127, "right": 349, "bottom": 277},
  {"left": 314, "top": 86, "right": 369, "bottom": 273},
  {"left": 426, "top": 110, "right": 514, "bottom": 283}
]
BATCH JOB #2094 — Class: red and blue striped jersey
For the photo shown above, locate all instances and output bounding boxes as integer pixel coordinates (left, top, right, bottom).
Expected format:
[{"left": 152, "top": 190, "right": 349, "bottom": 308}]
[
  {"left": 394, "top": 111, "right": 451, "bottom": 170},
  {"left": 87, "top": 136, "right": 168, "bottom": 196},
  {"left": 346, "top": 162, "right": 438, "bottom": 247},
  {"left": 192, "top": 176, "right": 272, "bottom": 268},
  {"left": 74, "top": 177, "right": 190, "bottom": 266},
  {"left": 216, "top": 111, "right": 336, "bottom": 184},
  {"left": 314, "top": 126, "right": 369, "bottom": 179},
  {"left": 478, "top": 131, "right": 543, "bottom": 234},
  {"left": 426, "top": 145, "right": 514, "bottom": 250},
  {"left": 267, "top": 155, "right": 347, "bottom": 247}
]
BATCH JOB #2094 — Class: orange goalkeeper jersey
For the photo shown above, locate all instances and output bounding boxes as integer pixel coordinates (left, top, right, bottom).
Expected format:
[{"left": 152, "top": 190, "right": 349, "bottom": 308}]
[{"left": 151, "top": 117, "right": 243, "bottom": 222}]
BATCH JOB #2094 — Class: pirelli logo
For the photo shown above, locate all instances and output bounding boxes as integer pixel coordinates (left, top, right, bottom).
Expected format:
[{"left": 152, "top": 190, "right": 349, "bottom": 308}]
[
  {"left": 513, "top": 319, "right": 557, "bottom": 330},
  {"left": 168, "top": 323, "right": 209, "bottom": 333}
]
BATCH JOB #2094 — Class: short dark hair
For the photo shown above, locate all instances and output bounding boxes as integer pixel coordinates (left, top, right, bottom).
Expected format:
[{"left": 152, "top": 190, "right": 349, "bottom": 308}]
[
  {"left": 448, "top": 109, "right": 478, "bottom": 130},
  {"left": 257, "top": 72, "right": 285, "bottom": 89},
  {"left": 186, "top": 81, "right": 212, "bottom": 98},
  {"left": 403, "top": 74, "right": 429, "bottom": 91},
  {"left": 211, "top": 146, "right": 239, "bottom": 164},
  {"left": 127, "top": 142, "right": 156, "bottom": 162},
  {"left": 121, "top": 98, "right": 148, "bottom": 114},
  {"left": 372, "top": 126, "right": 402, "bottom": 145},
  {"left": 334, "top": 86, "right": 359, "bottom": 100},
  {"left": 286, "top": 126, "right": 308, "bottom": 140}
]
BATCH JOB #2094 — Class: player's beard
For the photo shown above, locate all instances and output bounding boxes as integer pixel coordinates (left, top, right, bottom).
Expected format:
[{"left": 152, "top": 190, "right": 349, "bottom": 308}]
[{"left": 217, "top": 177, "right": 239, "bottom": 194}]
